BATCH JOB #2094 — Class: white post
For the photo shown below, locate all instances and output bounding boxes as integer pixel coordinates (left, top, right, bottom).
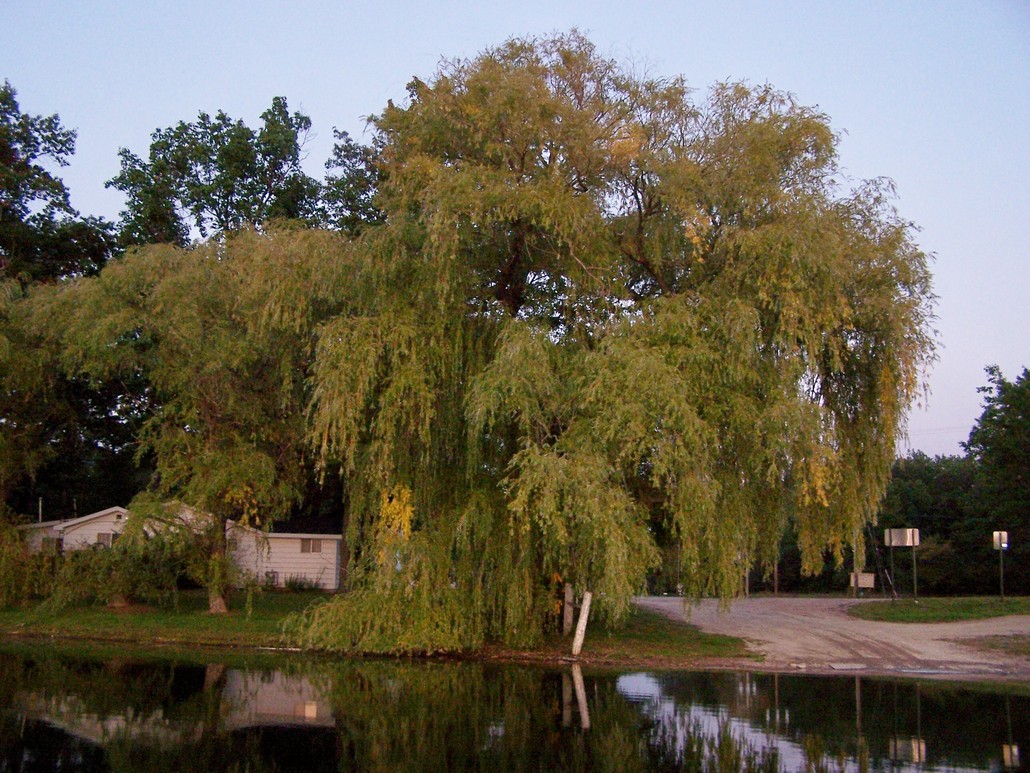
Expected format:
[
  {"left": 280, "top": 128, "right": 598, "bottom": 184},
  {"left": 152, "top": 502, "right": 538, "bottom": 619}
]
[{"left": 571, "top": 590, "right": 592, "bottom": 656}]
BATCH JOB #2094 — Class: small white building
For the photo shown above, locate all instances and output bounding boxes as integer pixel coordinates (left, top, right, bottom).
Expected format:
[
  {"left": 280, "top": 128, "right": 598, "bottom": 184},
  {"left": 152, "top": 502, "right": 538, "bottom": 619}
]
[{"left": 18, "top": 506, "right": 130, "bottom": 552}]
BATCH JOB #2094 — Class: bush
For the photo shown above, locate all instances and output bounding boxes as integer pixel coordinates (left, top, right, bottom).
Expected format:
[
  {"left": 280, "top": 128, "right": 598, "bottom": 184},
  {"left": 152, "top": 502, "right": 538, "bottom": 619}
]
[
  {"left": 45, "top": 531, "right": 188, "bottom": 610},
  {"left": 284, "top": 574, "right": 321, "bottom": 592},
  {"left": 0, "top": 515, "right": 68, "bottom": 606}
]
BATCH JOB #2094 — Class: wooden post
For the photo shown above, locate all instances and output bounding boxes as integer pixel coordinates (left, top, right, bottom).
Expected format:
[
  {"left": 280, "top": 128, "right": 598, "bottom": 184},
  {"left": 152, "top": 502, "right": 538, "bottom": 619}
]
[
  {"left": 561, "top": 670, "right": 573, "bottom": 727},
  {"left": 562, "top": 583, "right": 575, "bottom": 636},
  {"left": 571, "top": 590, "right": 592, "bottom": 656}
]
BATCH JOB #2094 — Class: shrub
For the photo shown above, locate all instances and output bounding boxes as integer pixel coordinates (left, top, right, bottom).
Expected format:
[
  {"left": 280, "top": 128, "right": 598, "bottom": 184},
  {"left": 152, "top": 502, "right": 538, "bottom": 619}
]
[{"left": 284, "top": 574, "right": 322, "bottom": 592}]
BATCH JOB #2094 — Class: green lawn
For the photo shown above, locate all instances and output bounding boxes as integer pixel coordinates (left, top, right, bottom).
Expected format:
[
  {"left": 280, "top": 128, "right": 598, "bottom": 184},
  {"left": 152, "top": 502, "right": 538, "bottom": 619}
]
[
  {"left": 0, "top": 589, "right": 326, "bottom": 648},
  {"left": 485, "top": 606, "right": 751, "bottom": 665},
  {"left": 848, "top": 596, "right": 1030, "bottom": 623},
  {"left": 0, "top": 593, "right": 749, "bottom": 665}
]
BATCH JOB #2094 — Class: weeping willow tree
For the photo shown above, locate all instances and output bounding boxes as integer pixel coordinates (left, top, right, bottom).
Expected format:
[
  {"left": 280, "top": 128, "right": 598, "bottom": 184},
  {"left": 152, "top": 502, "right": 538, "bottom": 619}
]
[
  {"left": 29, "top": 226, "right": 355, "bottom": 612},
  {"left": 294, "top": 31, "right": 935, "bottom": 653}
]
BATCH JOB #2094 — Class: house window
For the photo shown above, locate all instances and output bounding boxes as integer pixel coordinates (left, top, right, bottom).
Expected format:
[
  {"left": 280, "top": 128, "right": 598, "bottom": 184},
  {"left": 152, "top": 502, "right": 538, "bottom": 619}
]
[
  {"left": 97, "top": 533, "right": 113, "bottom": 548},
  {"left": 300, "top": 538, "right": 322, "bottom": 554}
]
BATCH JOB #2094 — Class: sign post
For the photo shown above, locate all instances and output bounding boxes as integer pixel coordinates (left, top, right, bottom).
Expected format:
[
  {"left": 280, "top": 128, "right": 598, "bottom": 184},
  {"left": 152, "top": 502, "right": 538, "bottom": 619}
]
[
  {"left": 994, "top": 531, "right": 1009, "bottom": 604},
  {"left": 885, "top": 528, "right": 920, "bottom": 601}
]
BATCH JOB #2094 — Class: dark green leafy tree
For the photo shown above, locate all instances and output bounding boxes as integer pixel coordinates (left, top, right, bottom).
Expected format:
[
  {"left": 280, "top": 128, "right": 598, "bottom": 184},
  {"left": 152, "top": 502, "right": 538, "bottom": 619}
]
[
  {"left": 873, "top": 452, "right": 987, "bottom": 594},
  {"left": 296, "top": 32, "right": 937, "bottom": 652},
  {"left": 0, "top": 80, "right": 116, "bottom": 282},
  {"left": 321, "top": 128, "right": 383, "bottom": 235},
  {"left": 0, "top": 83, "right": 130, "bottom": 519},
  {"left": 107, "top": 97, "right": 322, "bottom": 244},
  {"left": 964, "top": 365, "right": 1030, "bottom": 592}
]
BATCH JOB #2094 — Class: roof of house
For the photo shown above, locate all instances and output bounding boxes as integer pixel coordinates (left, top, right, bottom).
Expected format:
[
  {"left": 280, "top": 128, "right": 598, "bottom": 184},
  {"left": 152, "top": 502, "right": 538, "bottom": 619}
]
[
  {"left": 52, "top": 506, "right": 129, "bottom": 533},
  {"left": 16, "top": 506, "right": 130, "bottom": 532},
  {"left": 16, "top": 518, "right": 68, "bottom": 531}
]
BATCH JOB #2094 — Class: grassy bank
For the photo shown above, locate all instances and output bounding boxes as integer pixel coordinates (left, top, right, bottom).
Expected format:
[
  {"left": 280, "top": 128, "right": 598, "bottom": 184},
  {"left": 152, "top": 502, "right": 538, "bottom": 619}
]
[
  {"left": 849, "top": 596, "right": 1030, "bottom": 623},
  {"left": 0, "top": 590, "right": 320, "bottom": 648},
  {"left": 0, "top": 591, "right": 747, "bottom": 665},
  {"left": 484, "top": 606, "right": 751, "bottom": 666}
]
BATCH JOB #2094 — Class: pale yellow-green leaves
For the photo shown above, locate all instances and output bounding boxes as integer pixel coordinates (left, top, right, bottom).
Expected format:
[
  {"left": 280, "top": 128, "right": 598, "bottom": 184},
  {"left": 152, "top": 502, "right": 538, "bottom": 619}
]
[{"left": 296, "top": 32, "right": 935, "bottom": 652}]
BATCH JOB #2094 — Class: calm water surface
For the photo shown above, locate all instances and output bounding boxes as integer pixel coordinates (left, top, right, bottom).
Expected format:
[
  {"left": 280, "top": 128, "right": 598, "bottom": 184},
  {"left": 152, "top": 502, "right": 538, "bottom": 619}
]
[{"left": 0, "top": 643, "right": 1026, "bottom": 771}]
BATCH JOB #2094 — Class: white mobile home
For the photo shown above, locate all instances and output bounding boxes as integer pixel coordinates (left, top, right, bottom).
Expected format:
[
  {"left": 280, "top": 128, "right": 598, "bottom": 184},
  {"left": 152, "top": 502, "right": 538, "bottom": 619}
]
[
  {"left": 19, "top": 506, "right": 341, "bottom": 591},
  {"left": 18, "top": 506, "right": 130, "bottom": 552}
]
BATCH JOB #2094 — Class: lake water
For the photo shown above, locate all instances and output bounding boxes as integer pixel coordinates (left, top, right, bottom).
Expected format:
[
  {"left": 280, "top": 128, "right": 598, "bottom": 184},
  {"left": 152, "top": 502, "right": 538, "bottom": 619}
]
[{"left": 0, "top": 643, "right": 1026, "bottom": 771}]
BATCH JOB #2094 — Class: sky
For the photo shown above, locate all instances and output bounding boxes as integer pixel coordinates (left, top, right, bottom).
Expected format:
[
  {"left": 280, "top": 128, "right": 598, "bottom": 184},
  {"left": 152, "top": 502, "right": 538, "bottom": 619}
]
[{"left": 4, "top": 0, "right": 1028, "bottom": 457}]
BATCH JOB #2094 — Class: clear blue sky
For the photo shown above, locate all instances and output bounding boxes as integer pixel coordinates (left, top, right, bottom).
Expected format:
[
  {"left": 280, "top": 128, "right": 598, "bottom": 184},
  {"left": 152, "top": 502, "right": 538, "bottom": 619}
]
[{"left": 4, "top": 0, "right": 1028, "bottom": 457}]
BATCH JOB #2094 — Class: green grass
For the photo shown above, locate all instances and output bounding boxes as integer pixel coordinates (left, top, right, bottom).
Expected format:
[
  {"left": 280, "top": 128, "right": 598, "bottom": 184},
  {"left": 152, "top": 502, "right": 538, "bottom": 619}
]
[
  {"left": 0, "top": 592, "right": 749, "bottom": 665},
  {"left": 971, "top": 634, "right": 1030, "bottom": 658},
  {"left": 0, "top": 589, "right": 326, "bottom": 648},
  {"left": 485, "top": 606, "right": 751, "bottom": 665},
  {"left": 848, "top": 596, "right": 1030, "bottom": 623}
]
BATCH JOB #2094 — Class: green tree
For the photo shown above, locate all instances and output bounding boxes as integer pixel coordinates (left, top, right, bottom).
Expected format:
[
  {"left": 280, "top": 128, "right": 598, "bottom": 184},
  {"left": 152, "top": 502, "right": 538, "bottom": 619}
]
[
  {"left": 40, "top": 226, "right": 353, "bottom": 612},
  {"left": 874, "top": 452, "right": 986, "bottom": 594},
  {"left": 964, "top": 365, "right": 1030, "bottom": 592},
  {"left": 107, "top": 97, "right": 322, "bottom": 245},
  {"left": 297, "top": 32, "right": 936, "bottom": 652},
  {"left": 1, "top": 274, "right": 152, "bottom": 520},
  {"left": 321, "top": 128, "right": 383, "bottom": 235},
  {"left": 0, "top": 83, "right": 132, "bottom": 519},
  {"left": 0, "top": 81, "right": 116, "bottom": 282}
]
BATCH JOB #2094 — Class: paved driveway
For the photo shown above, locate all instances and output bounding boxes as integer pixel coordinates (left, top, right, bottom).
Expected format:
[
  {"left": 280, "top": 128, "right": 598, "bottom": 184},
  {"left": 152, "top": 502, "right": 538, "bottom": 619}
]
[{"left": 635, "top": 596, "right": 1030, "bottom": 680}]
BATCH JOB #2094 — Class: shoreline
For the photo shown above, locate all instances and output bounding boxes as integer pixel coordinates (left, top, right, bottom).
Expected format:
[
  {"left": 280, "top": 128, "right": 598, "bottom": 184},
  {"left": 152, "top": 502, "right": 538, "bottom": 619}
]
[{"left": 3, "top": 594, "right": 1029, "bottom": 684}]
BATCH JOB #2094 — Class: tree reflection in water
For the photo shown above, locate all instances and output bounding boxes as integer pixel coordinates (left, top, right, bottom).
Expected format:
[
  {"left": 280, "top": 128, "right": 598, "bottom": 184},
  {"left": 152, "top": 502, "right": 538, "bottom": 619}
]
[{"left": 0, "top": 645, "right": 1026, "bottom": 771}]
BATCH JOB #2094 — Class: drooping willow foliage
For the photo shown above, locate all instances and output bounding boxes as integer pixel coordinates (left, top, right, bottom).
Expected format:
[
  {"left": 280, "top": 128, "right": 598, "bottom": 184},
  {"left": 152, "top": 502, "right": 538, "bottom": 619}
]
[
  {"left": 5, "top": 32, "right": 934, "bottom": 646},
  {"left": 294, "top": 32, "right": 936, "bottom": 651}
]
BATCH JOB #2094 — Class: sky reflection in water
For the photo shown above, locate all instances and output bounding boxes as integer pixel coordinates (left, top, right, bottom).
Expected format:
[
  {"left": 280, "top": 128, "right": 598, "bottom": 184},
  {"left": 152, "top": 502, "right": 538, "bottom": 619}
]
[{"left": 0, "top": 645, "right": 1026, "bottom": 771}]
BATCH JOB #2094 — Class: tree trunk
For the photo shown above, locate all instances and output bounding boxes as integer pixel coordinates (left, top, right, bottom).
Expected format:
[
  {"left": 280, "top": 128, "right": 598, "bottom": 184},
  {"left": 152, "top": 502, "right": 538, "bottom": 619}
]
[
  {"left": 562, "top": 583, "right": 575, "bottom": 636},
  {"left": 208, "top": 589, "right": 229, "bottom": 615},
  {"left": 207, "top": 516, "right": 230, "bottom": 614},
  {"left": 338, "top": 507, "right": 351, "bottom": 593},
  {"left": 571, "top": 590, "right": 592, "bottom": 656}
]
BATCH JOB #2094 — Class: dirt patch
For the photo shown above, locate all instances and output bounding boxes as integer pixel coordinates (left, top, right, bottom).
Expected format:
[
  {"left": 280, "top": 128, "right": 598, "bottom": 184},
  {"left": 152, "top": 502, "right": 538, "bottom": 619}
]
[{"left": 634, "top": 595, "right": 1030, "bottom": 682}]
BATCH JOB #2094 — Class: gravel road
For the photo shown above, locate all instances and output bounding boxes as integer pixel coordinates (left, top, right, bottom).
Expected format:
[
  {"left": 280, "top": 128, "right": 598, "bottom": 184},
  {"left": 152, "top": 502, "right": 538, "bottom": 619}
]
[{"left": 635, "top": 596, "right": 1030, "bottom": 680}]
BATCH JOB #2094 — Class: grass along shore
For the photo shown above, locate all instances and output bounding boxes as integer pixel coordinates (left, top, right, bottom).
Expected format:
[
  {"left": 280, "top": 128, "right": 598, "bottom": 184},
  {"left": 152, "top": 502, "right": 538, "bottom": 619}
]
[
  {"left": 848, "top": 596, "right": 1030, "bottom": 623},
  {"left": 0, "top": 589, "right": 748, "bottom": 665}
]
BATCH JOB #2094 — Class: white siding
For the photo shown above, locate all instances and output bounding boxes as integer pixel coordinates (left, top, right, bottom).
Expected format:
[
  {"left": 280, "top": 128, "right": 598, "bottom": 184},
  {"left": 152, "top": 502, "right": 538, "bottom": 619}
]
[
  {"left": 18, "top": 521, "right": 65, "bottom": 552},
  {"left": 60, "top": 510, "right": 128, "bottom": 550},
  {"left": 229, "top": 526, "right": 340, "bottom": 590}
]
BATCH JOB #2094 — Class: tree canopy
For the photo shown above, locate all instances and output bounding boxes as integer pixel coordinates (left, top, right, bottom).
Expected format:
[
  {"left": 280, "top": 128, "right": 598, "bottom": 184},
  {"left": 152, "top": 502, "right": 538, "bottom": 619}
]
[
  {"left": 295, "top": 32, "right": 936, "bottom": 651},
  {"left": 965, "top": 365, "right": 1030, "bottom": 526},
  {"left": 107, "top": 97, "right": 322, "bottom": 245},
  {"left": 107, "top": 98, "right": 382, "bottom": 246},
  {"left": 1, "top": 81, "right": 116, "bottom": 283},
  {"left": 1, "top": 33, "right": 937, "bottom": 640}
]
